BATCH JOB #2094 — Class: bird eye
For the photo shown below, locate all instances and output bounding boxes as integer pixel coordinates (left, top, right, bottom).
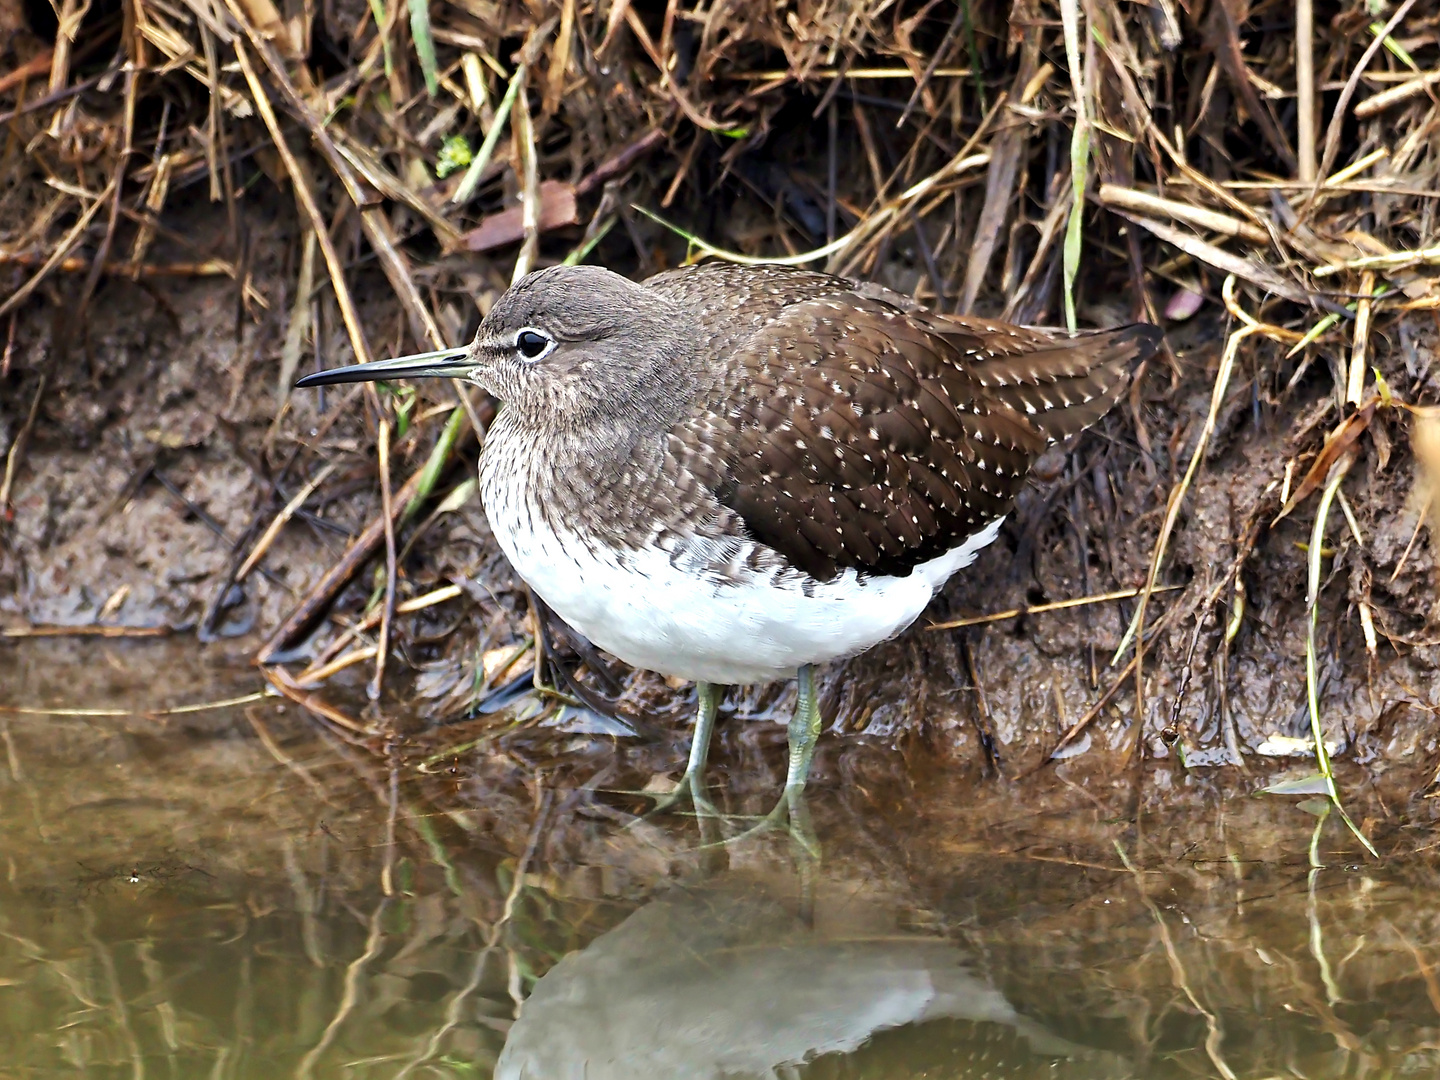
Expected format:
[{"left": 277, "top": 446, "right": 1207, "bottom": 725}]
[{"left": 515, "top": 329, "right": 552, "bottom": 360}]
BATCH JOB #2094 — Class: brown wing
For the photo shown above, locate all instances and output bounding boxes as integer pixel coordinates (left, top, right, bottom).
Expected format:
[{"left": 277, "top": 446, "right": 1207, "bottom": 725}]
[
  {"left": 693, "top": 292, "right": 1041, "bottom": 581},
  {"left": 910, "top": 312, "right": 1160, "bottom": 442},
  {"left": 688, "top": 292, "right": 1155, "bottom": 581}
]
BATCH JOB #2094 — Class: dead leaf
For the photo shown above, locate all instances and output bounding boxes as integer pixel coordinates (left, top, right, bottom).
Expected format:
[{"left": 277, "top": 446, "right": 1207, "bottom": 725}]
[
  {"left": 1273, "top": 400, "right": 1376, "bottom": 524},
  {"left": 462, "top": 180, "right": 579, "bottom": 253}
]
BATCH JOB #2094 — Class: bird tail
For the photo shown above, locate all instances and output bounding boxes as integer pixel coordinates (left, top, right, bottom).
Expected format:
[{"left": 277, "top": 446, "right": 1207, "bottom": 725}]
[{"left": 966, "top": 323, "right": 1161, "bottom": 443}]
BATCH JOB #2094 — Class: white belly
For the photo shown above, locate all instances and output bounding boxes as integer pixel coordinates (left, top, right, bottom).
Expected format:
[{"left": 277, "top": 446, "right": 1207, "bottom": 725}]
[{"left": 480, "top": 460, "right": 1003, "bottom": 685}]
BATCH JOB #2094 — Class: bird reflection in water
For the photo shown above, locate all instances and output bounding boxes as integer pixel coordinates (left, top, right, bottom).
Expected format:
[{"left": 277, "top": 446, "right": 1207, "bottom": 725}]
[{"left": 495, "top": 875, "right": 1116, "bottom": 1079}]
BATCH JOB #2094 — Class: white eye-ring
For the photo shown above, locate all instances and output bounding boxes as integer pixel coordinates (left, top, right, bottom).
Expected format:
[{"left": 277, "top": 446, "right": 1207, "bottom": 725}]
[{"left": 514, "top": 327, "right": 555, "bottom": 361}]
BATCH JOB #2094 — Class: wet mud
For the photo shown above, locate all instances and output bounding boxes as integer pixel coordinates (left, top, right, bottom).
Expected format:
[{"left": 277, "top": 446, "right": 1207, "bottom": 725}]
[{"left": 5, "top": 226, "right": 1440, "bottom": 794}]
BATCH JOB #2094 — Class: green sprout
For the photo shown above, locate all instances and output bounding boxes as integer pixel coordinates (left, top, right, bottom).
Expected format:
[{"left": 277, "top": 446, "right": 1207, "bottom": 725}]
[{"left": 436, "top": 134, "right": 474, "bottom": 180}]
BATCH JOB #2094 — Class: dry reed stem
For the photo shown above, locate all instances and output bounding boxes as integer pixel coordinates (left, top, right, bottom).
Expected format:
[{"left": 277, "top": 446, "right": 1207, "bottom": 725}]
[
  {"left": 1315, "top": 243, "right": 1440, "bottom": 277},
  {"left": 1098, "top": 184, "right": 1269, "bottom": 244},
  {"left": 295, "top": 584, "right": 462, "bottom": 684},
  {"left": 1114, "top": 211, "right": 1314, "bottom": 306},
  {"left": 256, "top": 461, "right": 431, "bottom": 664},
  {"left": 0, "top": 624, "right": 170, "bottom": 638},
  {"left": 1022, "top": 602, "right": 1181, "bottom": 774},
  {"left": 1355, "top": 70, "right": 1440, "bottom": 119},
  {"left": 1113, "top": 277, "right": 1257, "bottom": 729},
  {"left": 512, "top": 71, "right": 541, "bottom": 284},
  {"left": 1307, "top": 0, "right": 1423, "bottom": 216},
  {"left": 0, "top": 174, "right": 117, "bottom": 320},
  {"left": 261, "top": 666, "right": 372, "bottom": 735},
  {"left": 298, "top": 646, "right": 381, "bottom": 687},
  {"left": 1348, "top": 270, "right": 1377, "bottom": 406},
  {"left": 369, "top": 416, "right": 398, "bottom": 702},
  {"left": 0, "top": 691, "right": 266, "bottom": 717},
  {"left": 234, "top": 463, "right": 337, "bottom": 583},
  {"left": 1295, "top": 0, "right": 1316, "bottom": 183},
  {"left": 233, "top": 39, "right": 373, "bottom": 366},
  {"left": 927, "top": 584, "right": 1183, "bottom": 631},
  {"left": 0, "top": 371, "right": 45, "bottom": 512}
]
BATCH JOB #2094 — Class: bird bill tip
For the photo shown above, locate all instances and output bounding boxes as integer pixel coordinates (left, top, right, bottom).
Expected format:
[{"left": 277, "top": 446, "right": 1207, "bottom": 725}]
[{"left": 294, "top": 346, "right": 475, "bottom": 389}]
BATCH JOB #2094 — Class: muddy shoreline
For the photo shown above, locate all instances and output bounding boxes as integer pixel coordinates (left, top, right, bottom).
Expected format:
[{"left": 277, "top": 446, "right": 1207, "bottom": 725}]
[{"left": 5, "top": 200, "right": 1440, "bottom": 809}]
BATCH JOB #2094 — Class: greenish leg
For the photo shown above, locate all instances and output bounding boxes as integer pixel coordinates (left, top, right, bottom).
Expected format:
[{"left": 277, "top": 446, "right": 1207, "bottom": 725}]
[
  {"left": 635, "top": 682, "right": 720, "bottom": 820},
  {"left": 685, "top": 681, "right": 719, "bottom": 783},
  {"left": 685, "top": 683, "right": 723, "bottom": 824},
  {"left": 710, "top": 665, "right": 821, "bottom": 859},
  {"left": 776, "top": 665, "right": 822, "bottom": 857},
  {"left": 782, "top": 664, "right": 823, "bottom": 801}
]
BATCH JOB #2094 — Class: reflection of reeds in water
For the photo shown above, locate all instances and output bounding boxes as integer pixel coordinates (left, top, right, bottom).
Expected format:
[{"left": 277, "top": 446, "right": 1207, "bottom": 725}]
[
  {"left": 11, "top": 827, "right": 1440, "bottom": 1079},
  {"left": 924, "top": 798, "right": 1440, "bottom": 1079},
  {"left": 4, "top": 658, "right": 1440, "bottom": 1079}
]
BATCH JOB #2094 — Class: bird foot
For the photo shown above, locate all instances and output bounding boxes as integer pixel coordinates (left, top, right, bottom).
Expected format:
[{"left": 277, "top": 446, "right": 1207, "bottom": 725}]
[
  {"left": 694, "top": 789, "right": 820, "bottom": 861},
  {"left": 621, "top": 772, "right": 720, "bottom": 829}
]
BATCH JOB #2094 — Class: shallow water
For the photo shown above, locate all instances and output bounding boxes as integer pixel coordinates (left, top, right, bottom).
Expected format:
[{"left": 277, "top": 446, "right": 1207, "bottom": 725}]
[{"left": 3, "top": 640, "right": 1439, "bottom": 1079}]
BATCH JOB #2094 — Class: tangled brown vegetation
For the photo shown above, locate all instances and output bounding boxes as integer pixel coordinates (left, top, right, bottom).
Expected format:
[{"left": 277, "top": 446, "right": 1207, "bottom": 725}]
[{"left": 2, "top": 0, "right": 1440, "bottom": 814}]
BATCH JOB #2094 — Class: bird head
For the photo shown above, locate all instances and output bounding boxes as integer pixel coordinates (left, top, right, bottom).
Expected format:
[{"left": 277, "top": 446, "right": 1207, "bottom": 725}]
[{"left": 297, "top": 265, "right": 692, "bottom": 433}]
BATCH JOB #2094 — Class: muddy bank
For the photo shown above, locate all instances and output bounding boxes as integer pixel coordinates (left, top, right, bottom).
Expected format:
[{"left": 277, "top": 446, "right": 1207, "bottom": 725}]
[
  {"left": 5, "top": 215, "right": 1440, "bottom": 803},
  {"left": 4, "top": 0, "right": 1440, "bottom": 803}
]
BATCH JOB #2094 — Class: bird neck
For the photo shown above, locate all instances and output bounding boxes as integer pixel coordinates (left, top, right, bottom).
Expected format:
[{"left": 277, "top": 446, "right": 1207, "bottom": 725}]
[
  {"left": 480, "top": 401, "right": 678, "bottom": 552},
  {"left": 484, "top": 398, "right": 663, "bottom": 490}
]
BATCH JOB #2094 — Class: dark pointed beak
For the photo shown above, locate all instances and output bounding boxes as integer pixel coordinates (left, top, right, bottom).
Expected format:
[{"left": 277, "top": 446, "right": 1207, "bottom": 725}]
[{"left": 295, "top": 345, "right": 476, "bottom": 388}]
